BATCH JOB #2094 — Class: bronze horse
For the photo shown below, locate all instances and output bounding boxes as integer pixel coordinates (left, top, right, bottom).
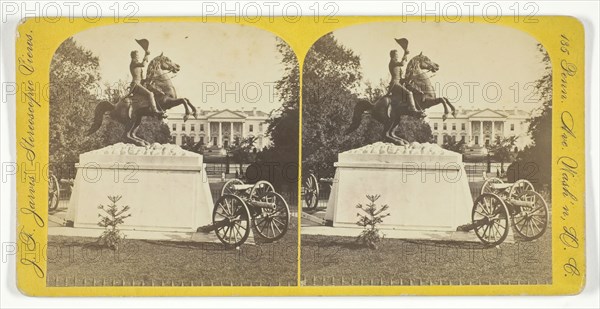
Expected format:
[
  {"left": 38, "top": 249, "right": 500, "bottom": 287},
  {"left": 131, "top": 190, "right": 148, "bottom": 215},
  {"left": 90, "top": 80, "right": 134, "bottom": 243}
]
[
  {"left": 346, "top": 52, "right": 456, "bottom": 145},
  {"left": 88, "top": 53, "right": 197, "bottom": 146}
]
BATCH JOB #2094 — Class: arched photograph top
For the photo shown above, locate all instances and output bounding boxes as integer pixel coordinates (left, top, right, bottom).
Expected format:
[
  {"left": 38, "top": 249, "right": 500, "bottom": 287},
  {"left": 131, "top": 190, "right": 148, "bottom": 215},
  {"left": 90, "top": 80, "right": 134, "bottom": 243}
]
[
  {"left": 47, "top": 22, "right": 299, "bottom": 288},
  {"left": 301, "top": 22, "right": 554, "bottom": 287}
]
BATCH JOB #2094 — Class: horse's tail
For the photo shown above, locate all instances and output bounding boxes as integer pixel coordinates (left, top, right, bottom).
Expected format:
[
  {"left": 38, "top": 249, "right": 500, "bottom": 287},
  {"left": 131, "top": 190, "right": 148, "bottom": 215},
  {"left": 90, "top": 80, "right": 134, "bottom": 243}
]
[
  {"left": 87, "top": 100, "right": 114, "bottom": 135},
  {"left": 345, "top": 99, "right": 373, "bottom": 134}
]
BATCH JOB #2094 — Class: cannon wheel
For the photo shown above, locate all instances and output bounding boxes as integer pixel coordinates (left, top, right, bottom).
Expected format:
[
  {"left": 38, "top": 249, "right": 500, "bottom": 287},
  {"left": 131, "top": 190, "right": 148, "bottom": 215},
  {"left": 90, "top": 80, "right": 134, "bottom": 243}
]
[
  {"left": 508, "top": 179, "right": 535, "bottom": 200},
  {"left": 472, "top": 193, "right": 510, "bottom": 246},
  {"left": 249, "top": 180, "right": 274, "bottom": 200},
  {"left": 48, "top": 174, "right": 60, "bottom": 211},
  {"left": 213, "top": 194, "right": 251, "bottom": 248},
  {"left": 512, "top": 190, "right": 549, "bottom": 240},
  {"left": 480, "top": 177, "right": 504, "bottom": 195},
  {"left": 303, "top": 173, "right": 319, "bottom": 209},
  {"left": 221, "top": 178, "right": 244, "bottom": 197},
  {"left": 253, "top": 192, "right": 290, "bottom": 242}
]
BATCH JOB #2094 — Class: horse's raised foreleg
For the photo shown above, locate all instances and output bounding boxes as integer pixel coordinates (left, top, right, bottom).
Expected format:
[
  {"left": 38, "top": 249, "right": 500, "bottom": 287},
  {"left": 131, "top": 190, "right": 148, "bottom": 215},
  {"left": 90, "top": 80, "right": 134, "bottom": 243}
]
[
  {"left": 184, "top": 98, "right": 198, "bottom": 119},
  {"left": 443, "top": 97, "right": 457, "bottom": 118},
  {"left": 439, "top": 98, "right": 450, "bottom": 121},
  {"left": 161, "top": 97, "right": 191, "bottom": 121},
  {"left": 422, "top": 97, "right": 450, "bottom": 121},
  {"left": 181, "top": 99, "right": 191, "bottom": 122}
]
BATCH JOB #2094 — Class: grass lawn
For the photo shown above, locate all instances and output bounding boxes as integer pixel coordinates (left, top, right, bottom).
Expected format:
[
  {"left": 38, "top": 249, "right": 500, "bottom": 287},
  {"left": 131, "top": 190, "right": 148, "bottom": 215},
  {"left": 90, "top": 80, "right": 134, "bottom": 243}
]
[
  {"left": 301, "top": 227, "right": 552, "bottom": 286},
  {"left": 47, "top": 221, "right": 298, "bottom": 287}
]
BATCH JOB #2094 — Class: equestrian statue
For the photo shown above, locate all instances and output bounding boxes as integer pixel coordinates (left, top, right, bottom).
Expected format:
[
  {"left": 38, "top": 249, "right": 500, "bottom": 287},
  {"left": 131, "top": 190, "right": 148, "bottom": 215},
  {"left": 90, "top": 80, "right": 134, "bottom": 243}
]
[
  {"left": 88, "top": 39, "right": 197, "bottom": 146},
  {"left": 346, "top": 38, "right": 456, "bottom": 145}
]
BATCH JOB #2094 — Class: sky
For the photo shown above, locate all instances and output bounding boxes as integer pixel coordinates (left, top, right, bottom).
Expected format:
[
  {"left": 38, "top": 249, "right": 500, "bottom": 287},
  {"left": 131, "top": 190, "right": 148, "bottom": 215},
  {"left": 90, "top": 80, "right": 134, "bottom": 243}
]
[
  {"left": 69, "top": 22, "right": 547, "bottom": 115},
  {"left": 71, "top": 22, "right": 289, "bottom": 114},
  {"left": 332, "top": 22, "right": 548, "bottom": 111}
]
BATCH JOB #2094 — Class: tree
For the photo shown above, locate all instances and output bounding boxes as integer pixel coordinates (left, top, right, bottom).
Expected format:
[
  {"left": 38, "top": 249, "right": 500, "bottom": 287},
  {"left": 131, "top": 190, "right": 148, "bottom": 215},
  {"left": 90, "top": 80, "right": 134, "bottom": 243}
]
[
  {"left": 510, "top": 43, "right": 552, "bottom": 189},
  {"left": 49, "top": 37, "right": 104, "bottom": 178},
  {"left": 253, "top": 38, "right": 300, "bottom": 190},
  {"left": 227, "top": 136, "right": 257, "bottom": 174},
  {"left": 302, "top": 33, "right": 381, "bottom": 177},
  {"left": 488, "top": 136, "right": 518, "bottom": 173}
]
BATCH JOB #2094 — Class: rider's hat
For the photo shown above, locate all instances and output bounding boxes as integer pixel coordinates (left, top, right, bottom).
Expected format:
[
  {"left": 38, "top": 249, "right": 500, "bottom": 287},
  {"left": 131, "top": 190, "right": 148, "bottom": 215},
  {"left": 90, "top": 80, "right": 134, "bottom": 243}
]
[
  {"left": 394, "top": 38, "right": 409, "bottom": 52},
  {"left": 135, "top": 39, "right": 150, "bottom": 52}
]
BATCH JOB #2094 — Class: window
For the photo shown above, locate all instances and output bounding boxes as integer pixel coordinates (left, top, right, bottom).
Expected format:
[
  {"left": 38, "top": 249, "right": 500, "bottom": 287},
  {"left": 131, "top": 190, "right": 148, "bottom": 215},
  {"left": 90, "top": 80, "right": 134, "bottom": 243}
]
[
  {"left": 191, "top": 124, "right": 195, "bottom": 132},
  {"left": 199, "top": 137, "right": 204, "bottom": 145},
  {"left": 510, "top": 124, "right": 515, "bottom": 131},
  {"left": 461, "top": 135, "right": 466, "bottom": 143},
  {"left": 443, "top": 123, "right": 447, "bottom": 130},
  {"left": 249, "top": 124, "right": 254, "bottom": 132},
  {"left": 170, "top": 135, "right": 176, "bottom": 144},
  {"left": 172, "top": 124, "right": 177, "bottom": 131},
  {"left": 259, "top": 123, "right": 263, "bottom": 131},
  {"left": 433, "top": 123, "right": 438, "bottom": 130},
  {"left": 461, "top": 123, "right": 466, "bottom": 131},
  {"left": 452, "top": 123, "right": 456, "bottom": 131},
  {"left": 474, "top": 136, "right": 479, "bottom": 145},
  {"left": 200, "top": 124, "right": 204, "bottom": 131},
  {"left": 182, "top": 124, "right": 186, "bottom": 131}
]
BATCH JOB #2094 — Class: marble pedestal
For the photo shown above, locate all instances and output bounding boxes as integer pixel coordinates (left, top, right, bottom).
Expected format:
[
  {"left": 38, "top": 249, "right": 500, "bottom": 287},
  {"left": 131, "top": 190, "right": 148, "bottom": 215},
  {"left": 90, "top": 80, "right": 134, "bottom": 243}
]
[
  {"left": 325, "top": 142, "right": 472, "bottom": 232},
  {"left": 66, "top": 143, "right": 213, "bottom": 232}
]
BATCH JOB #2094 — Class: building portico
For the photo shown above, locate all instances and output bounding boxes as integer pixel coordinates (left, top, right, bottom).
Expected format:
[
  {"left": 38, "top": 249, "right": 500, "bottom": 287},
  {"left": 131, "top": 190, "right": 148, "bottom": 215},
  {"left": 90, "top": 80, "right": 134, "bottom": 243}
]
[
  {"left": 168, "top": 108, "right": 271, "bottom": 151},
  {"left": 427, "top": 107, "right": 531, "bottom": 150}
]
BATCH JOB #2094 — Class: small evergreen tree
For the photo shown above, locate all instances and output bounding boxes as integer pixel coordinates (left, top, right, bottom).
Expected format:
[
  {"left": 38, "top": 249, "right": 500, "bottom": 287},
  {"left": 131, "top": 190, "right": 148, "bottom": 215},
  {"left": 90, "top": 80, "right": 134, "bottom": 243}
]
[
  {"left": 97, "top": 195, "right": 131, "bottom": 251},
  {"left": 356, "top": 195, "right": 390, "bottom": 250}
]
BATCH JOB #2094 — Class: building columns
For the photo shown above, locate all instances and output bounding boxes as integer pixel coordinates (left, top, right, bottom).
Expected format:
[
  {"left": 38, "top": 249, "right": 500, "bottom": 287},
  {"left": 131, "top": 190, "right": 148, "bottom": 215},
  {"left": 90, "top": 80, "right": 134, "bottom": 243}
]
[
  {"left": 207, "top": 122, "right": 211, "bottom": 145},
  {"left": 479, "top": 121, "right": 484, "bottom": 146},
  {"left": 230, "top": 122, "right": 234, "bottom": 144},
  {"left": 218, "top": 122, "right": 222, "bottom": 147},
  {"left": 467, "top": 121, "right": 472, "bottom": 144}
]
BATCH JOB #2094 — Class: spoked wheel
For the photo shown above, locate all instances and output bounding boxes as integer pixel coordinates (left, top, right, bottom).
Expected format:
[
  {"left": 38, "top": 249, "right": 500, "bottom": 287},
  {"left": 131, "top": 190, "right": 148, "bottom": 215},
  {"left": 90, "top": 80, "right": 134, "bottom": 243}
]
[
  {"left": 480, "top": 177, "right": 504, "bottom": 195},
  {"left": 253, "top": 192, "right": 290, "bottom": 242},
  {"left": 303, "top": 173, "right": 319, "bottom": 209},
  {"left": 472, "top": 193, "right": 510, "bottom": 246},
  {"left": 249, "top": 180, "right": 274, "bottom": 200},
  {"left": 221, "top": 178, "right": 244, "bottom": 197},
  {"left": 48, "top": 174, "right": 60, "bottom": 211},
  {"left": 212, "top": 194, "right": 251, "bottom": 247},
  {"left": 512, "top": 190, "right": 549, "bottom": 240},
  {"left": 508, "top": 179, "right": 535, "bottom": 200}
]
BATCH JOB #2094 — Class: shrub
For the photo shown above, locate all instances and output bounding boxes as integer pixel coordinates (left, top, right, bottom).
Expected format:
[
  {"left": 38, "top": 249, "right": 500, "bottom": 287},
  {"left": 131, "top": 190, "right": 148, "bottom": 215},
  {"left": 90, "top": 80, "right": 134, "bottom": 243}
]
[
  {"left": 355, "top": 194, "right": 390, "bottom": 250},
  {"left": 97, "top": 195, "right": 131, "bottom": 250}
]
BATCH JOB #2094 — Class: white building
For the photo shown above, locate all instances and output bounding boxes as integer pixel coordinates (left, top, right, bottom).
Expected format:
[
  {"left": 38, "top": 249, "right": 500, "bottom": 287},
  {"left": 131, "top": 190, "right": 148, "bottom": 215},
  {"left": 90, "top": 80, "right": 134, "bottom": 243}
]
[
  {"left": 168, "top": 107, "right": 272, "bottom": 150},
  {"left": 425, "top": 106, "right": 533, "bottom": 150}
]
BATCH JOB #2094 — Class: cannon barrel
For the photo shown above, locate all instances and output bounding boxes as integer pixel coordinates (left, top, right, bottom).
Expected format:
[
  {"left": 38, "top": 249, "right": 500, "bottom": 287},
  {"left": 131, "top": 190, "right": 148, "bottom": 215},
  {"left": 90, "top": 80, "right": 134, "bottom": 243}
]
[{"left": 246, "top": 200, "right": 276, "bottom": 209}]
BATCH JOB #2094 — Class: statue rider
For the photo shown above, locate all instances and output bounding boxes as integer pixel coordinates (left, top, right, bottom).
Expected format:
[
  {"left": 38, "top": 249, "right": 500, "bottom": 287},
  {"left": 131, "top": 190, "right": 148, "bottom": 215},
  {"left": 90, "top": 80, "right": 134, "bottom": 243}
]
[
  {"left": 387, "top": 40, "right": 425, "bottom": 118},
  {"left": 130, "top": 47, "right": 167, "bottom": 119}
]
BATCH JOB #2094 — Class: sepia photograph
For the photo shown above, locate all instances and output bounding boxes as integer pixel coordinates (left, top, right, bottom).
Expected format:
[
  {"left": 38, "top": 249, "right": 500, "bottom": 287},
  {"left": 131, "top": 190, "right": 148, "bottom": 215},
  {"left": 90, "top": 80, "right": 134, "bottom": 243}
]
[
  {"left": 46, "top": 22, "right": 299, "bottom": 287},
  {"left": 300, "top": 22, "right": 552, "bottom": 286}
]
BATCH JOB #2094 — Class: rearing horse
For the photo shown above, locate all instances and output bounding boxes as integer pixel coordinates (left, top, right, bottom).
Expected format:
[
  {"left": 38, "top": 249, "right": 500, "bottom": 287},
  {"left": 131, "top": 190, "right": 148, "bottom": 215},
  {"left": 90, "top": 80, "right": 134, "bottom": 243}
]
[
  {"left": 346, "top": 52, "right": 456, "bottom": 145},
  {"left": 88, "top": 53, "right": 197, "bottom": 146}
]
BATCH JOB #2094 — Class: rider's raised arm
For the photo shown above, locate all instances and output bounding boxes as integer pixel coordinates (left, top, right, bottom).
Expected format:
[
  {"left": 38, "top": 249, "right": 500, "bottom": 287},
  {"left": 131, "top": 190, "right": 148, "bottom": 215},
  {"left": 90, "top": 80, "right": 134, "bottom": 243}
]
[
  {"left": 400, "top": 54, "right": 408, "bottom": 67},
  {"left": 131, "top": 59, "right": 145, "bottom": 68}
]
